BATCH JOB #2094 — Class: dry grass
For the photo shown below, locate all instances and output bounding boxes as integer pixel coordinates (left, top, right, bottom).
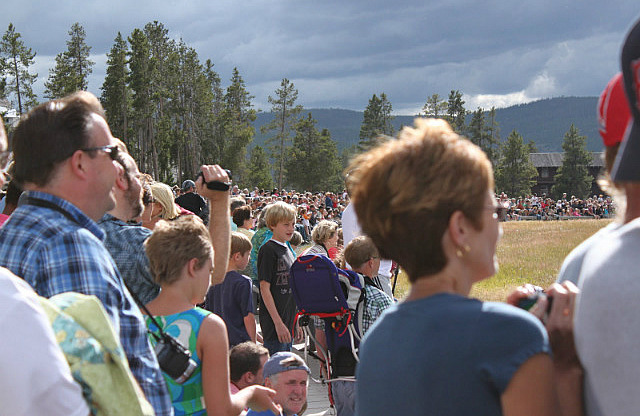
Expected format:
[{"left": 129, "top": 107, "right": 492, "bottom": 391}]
[{"left": 392, "top": 219, "right": 613, "bottom": 301}]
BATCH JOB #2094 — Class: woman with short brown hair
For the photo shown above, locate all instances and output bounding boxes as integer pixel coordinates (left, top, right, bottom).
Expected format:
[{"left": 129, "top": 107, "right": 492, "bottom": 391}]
[{"left": 351, "top": 118, "right": 581, "bottom": 416}]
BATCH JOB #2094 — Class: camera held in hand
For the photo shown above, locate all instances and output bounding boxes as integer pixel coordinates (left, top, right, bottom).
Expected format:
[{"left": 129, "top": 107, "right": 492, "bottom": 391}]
[
  {"left": 154, "top": 333, "right": 197, "bottom": 384},
  {"left": 517, "top": 285, "right": 554, "bottom": 313},
  {"left": 196, "top": 169, "right": 232, "bottom": 191}
]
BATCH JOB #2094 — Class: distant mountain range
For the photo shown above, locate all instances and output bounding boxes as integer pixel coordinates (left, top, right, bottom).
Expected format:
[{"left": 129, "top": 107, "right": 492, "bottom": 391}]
[{"left": 252, "top": 96, "right": 601, "bottom": 153}]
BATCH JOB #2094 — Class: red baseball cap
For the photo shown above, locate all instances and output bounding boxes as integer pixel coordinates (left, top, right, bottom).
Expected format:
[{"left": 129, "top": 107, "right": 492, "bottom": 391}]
[{"left": 597, "top": 72, "right": 631, "bottom": 147}]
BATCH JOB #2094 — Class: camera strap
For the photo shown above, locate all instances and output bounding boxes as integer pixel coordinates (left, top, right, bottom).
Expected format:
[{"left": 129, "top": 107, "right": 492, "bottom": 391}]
[
  {"left": 120, "top": 277, "right": 168, "bottom": 342},
  {"left": 24, "top": 195, "right": 169, "bottom": 342}
]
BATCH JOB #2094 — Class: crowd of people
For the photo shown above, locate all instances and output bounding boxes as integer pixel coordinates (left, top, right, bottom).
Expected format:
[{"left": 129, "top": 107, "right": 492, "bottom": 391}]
[
  {"left": 3, "top": 16, "right": 640, "bottom": 416},
  {"left": 498, "top": 193, "right": 615, "bottom": 221}
]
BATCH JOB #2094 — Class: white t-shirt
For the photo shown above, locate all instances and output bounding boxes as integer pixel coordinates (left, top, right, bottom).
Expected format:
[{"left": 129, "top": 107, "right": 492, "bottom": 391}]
[{"left": 0, "top": 268, "right": 89, "bottom": 416}]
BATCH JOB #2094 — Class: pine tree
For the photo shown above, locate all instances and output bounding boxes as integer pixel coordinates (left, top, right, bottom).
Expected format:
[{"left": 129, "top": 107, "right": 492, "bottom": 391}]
[
  {"left": 445, "top": 90, "right": 466, "bottom": 134},
  {"left": 0, "top": 23, "right": 37, "bottom": 113},
  {"left": 526, "top": 140, "right": 538, "bottom": 154},
  {"left": 44, "top": 22, "right": 94, "bottom": 99},
  {"left": 127, "top": 28, "right": 153, "bottom": 171},
  {"left": 202, "top": 59, "right": 225, "bottom": 165},
  {"left": 100, "top": 32, "right": 130, "bottom": 145},
  {"left": 358, "top": 92, "right": 394, "bottom": 150},
  {"left": 422, "top": 93, "right": 447, "bottom": 118},
  {"left": 552, "top": 124, "right": 593, "bottom": 199},
  {"left": 486, "top": 107, "right": 500, "bottom": 163},
  {"left": 467, "top": 107, "right": 498, "bottom": 162},
  {"left": 246, "top": 145, "right": 273, "bottom": 190},
  {"left": 285, "top": 113, "right": 341, "bottom": 191},
  {"left": 261, "top": 78, "right": 303, "bottom": 189},
  {"left": 222, "top": 67, "right": 256, "bottom": 178},
  {"left": 144, "top": 21, "right": 176, "bottom": 180},
  {"left": 495, "top": 130, "right": 538, "bottom": 196},
  {"left": 467, "top": 108, "right": 487, "bottom": 146}
]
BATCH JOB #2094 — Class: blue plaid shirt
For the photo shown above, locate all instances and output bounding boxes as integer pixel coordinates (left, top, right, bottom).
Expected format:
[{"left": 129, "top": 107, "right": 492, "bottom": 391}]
[
  {"left": 99, "top": 214, "right": 160, "bottom": 305},
  {"left": 361, "top": 281, "right": 394, "bottom": 335},
  {"left": 0, "top": 191, "right": 173, "bottom": 416}
]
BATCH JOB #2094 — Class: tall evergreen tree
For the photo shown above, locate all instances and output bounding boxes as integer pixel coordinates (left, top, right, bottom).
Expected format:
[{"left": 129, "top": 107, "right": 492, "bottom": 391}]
[
  {"left": 261, "top": 78, "right": 303, "bottom": 189},
  {"left": 171, "top": 40, "right": 218, "bottom": 181},
  {"left": 495, "top": 130, "right": 538, "bottom": 196},
  {"left": 422, "top": 93, "right": 447, "bottom": 118},
  {"left": 486, "top": 107, "right": 500, "bottom": 163},
  {"left": 526, "top": 140, "right": 538, "bottom": 154},
  {"left": 358, "top": 92, "right": 394, "bottom": 150},
  {"left": 100, "top": 32, "right": 130, "bottom": 145},
  {"left": 0, "top": 23, "right": 37, "bottom": 113},
  {"left": 144, "top": 21, "right": 176, "bottom": 181},
  {"left": 222, "top": 67, "right": 256, "bottom": 178},
  {"left": 44, "top": 22, "right": 94, "bottom": 99},
  {"left": 127, "top": 28, "right": 153, "bottom": 171},
  {"left": 285, "top": 113, "right": 341, "bottom": 191},
  {"left": 552, "top": 124, "right": 593, "bottom": 199},
  {"left": 445, "top": 90, "right": 466, "bottom": 134},
  {"left": 202, "top": 59, "right": 226, "bottom": 165},
  {"left": 467, "top": 107, "right": 498, "bottom": 162},
  {"left": 246, "top": 145, "right": 273, "bottom": 190}
]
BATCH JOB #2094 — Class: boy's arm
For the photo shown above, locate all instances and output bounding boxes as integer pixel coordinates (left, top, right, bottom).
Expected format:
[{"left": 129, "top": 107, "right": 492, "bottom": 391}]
[
  {"left": 196, "top": 165, "right": 230, "bottom": 285},
  {"left": 259, "top": 281, "right": 292, "bottom": 343},
  {"left": 243, "top": 313, "right": 257, "bottom": 343},
  {"left": 240, "top": 277, "right": 257, "bottom": 343}
]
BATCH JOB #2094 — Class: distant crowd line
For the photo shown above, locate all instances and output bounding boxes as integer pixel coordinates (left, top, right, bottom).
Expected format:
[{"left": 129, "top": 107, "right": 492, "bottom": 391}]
[{"left": 497, "top": 192, "right": 615, "bottom": 221}]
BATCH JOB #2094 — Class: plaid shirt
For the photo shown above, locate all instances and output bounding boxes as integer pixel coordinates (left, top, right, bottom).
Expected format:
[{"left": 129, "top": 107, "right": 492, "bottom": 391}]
[
  {"left": 99, "top": 214, "right": 160, "bottom": 305},
  {"left": 0, "top": 191, "right": 173, "bottom": 416},
  {"left": 361, "top": 281, "right": 394, "bottom": 335}
]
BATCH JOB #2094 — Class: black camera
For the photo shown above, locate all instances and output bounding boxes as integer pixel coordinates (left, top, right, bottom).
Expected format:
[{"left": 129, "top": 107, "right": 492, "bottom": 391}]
[
  {"left": 153, "top": 333, "right": 197, "bottom": 384},
  {"left": 196, "top": 169, "right": 232, "bottom": 191},
  {"left": 517, "top": 286, "right": 554, "bottom": 313}
]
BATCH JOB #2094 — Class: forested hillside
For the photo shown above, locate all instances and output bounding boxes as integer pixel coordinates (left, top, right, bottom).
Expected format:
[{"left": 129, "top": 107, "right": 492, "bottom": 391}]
[{"left": 253, "top": 97, "right": 600, "bottom": 152}]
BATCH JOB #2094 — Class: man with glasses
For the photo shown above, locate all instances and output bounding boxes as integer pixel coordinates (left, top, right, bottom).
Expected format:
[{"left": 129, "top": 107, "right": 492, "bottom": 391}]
[{"left": 0, "top": 91, "right": 173, "bottom": 416}]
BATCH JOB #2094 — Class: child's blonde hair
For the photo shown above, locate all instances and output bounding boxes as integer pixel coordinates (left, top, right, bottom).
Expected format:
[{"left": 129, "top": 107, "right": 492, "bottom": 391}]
[{"left": 265, "top": 201, "right": 297, "bottom": 229}]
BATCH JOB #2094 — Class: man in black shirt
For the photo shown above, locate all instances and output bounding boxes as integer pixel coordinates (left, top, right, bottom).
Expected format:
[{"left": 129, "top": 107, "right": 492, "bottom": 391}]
[{"left": 176, "top": 179, "right": 209, "bottom": 224}]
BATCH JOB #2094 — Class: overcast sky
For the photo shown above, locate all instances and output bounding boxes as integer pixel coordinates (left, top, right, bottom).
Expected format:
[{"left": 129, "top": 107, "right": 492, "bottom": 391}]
[{"left": 2, "top": 1, "right": 639, "bottom": 114}]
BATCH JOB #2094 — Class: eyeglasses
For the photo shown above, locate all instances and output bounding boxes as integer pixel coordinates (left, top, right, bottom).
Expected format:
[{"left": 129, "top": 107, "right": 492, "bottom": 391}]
[{"left": 80, "top": 145, "right": 120, "bottom": 160}]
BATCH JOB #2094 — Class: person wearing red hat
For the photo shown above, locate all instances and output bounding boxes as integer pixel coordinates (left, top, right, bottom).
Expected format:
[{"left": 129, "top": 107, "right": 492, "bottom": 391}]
[
  {"left": 556, "top": 72, "right": 631, "bottom": 285},
  {"left": 574, "top": 17, "right": 640, "bottom": 416}
]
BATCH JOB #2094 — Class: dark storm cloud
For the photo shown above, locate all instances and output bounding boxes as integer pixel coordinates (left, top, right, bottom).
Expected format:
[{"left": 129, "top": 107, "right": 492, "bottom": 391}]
[{"left": 1, "top": 0, "right": 638, "bottom": 113}]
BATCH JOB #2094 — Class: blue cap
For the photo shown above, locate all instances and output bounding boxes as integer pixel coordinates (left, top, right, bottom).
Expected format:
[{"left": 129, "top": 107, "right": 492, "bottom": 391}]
[
  {"left": 262, "top": 352, "right": 310, "bottom": 379},
  {"left": 182, "top": 180, "right": 196, "bottom": 191}
]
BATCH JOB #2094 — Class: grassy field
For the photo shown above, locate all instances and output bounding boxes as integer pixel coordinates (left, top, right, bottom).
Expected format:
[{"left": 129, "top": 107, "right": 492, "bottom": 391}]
[{"left": 392, "top": 219, "right": 613, "bottom": 301}]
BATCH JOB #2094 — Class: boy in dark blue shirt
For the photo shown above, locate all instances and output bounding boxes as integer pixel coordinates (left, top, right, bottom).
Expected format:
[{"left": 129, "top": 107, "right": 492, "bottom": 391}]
[{"left": 205, "top": 232, "right": 258, "bottom": 346}]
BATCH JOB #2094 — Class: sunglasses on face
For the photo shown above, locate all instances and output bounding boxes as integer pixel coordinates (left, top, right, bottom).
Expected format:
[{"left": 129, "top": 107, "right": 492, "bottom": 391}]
[{"left": 80, "top": 144, "right": 120, "bottom": 160}]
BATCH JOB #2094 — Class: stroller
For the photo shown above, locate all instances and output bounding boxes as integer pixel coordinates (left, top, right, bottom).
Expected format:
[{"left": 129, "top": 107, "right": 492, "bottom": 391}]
[{"left": 289, "top": 254, "right": 365, "bottom": 406}]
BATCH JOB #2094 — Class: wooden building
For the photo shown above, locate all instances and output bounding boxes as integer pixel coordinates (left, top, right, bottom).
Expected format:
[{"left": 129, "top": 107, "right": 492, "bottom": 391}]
[{"left": 529, "top": 152, "right": 605, "bottom": 196}]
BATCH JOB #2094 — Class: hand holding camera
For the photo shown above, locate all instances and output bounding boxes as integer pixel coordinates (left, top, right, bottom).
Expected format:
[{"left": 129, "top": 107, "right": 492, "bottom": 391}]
[{"left": 196, "top": 166, "right": 232, "bottom": 191}]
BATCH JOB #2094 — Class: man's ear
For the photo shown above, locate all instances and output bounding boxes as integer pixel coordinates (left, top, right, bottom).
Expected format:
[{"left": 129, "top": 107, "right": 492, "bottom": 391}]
[
  {"left": 264, "top": 376, "right": 273, "bottom": 388},
  {"left": 114, "top": 169, "right": 128, "bottom": 191},
  {"left": 68, "top": 150, "right": 91, "bottom": 180},
  {"left": 243, "top": 371, "right": 256, "bottom": 385}
]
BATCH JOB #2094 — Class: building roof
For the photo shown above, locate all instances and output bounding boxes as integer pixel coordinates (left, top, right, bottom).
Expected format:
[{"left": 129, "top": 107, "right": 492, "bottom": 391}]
[{"left": 529, "top": 152, "right": 604, "bottom": 168}]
